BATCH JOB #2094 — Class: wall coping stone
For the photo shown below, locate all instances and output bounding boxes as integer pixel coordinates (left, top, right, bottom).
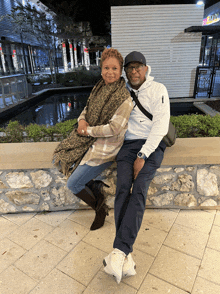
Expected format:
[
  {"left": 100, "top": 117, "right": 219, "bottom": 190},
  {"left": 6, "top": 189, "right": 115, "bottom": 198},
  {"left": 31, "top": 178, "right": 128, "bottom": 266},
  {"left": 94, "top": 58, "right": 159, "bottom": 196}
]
[{"left": 0, "top": 137, "right": 220, "bottom": 170}]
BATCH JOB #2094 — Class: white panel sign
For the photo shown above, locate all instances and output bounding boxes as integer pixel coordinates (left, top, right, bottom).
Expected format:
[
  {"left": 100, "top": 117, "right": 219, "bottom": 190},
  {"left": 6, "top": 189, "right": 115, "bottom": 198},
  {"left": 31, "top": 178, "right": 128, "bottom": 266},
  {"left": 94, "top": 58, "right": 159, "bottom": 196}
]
[{"left": 111, "top": 4, "right": 204, "bottom": 98}]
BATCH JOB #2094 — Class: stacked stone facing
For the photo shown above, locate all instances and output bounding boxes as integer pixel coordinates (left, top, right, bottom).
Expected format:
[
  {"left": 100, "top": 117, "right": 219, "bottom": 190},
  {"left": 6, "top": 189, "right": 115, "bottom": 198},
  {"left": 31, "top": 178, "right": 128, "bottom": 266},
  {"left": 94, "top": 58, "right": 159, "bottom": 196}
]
[{"left": 0, "top": 164, "right": 220, "bottom": 214}]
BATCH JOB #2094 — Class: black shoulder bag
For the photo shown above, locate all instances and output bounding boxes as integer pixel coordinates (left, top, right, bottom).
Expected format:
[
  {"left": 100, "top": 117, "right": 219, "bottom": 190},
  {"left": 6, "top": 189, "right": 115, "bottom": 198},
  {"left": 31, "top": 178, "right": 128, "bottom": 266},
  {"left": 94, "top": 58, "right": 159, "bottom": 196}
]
[{"left": 130, "top": 90, "right": 176, "bottom": 147}]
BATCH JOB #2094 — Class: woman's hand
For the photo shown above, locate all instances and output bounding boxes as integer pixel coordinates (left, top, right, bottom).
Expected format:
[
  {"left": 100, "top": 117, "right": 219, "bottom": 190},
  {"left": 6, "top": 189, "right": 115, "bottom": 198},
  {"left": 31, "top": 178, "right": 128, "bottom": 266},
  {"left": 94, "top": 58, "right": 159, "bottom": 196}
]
[{"left": 77, "top": 119, "right": 90, "bottom": 136}]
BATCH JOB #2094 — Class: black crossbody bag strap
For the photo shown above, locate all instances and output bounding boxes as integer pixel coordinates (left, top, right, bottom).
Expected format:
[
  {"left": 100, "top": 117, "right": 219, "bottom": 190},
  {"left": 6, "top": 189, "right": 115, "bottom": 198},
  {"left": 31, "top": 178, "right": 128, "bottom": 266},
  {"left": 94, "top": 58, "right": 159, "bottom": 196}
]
[
  {"left": 130, "top": 90, "right": 177, "bottom": 147},
  {"left": 130, "top": 90, "right": 153, "bottom": 121}
]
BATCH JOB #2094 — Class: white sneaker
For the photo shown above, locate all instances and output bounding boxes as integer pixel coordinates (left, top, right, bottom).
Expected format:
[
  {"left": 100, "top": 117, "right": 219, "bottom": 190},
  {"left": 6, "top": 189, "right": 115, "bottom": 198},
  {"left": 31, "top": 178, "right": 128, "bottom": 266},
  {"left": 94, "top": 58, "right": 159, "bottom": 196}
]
[
  {"left": 122, "top": 253, "right": 136, "bottom": 277},
  {"left": 103, "top": 248, "right": 126, "bottom": 284}
]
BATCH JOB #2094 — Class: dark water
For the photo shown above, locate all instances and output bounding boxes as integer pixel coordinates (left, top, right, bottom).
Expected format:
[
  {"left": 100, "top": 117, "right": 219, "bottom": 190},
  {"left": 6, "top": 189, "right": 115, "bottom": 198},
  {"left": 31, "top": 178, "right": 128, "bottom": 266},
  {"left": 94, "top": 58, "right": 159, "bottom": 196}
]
[
  {"left": 0, "top": 91, "right": 204, "bottom": 128},
  {"left": 0, "top": 91, "right": 90, "bottom": 128},
  {"left": 170, "top": 102, "right": 204, "bottom": 117}
]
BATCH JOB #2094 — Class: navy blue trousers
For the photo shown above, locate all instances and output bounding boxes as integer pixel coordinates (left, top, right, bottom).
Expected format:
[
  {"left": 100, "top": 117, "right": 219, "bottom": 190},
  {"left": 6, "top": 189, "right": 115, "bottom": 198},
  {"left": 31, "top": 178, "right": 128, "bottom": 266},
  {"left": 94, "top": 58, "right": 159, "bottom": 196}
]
[{"left": 113, "top": 139, "right": 166, "bottom": 255}]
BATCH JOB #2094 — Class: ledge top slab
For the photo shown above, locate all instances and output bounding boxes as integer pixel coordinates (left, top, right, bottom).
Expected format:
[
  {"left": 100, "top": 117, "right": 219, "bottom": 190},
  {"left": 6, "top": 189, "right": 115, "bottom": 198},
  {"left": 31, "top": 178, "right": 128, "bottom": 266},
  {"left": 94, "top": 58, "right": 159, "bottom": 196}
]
[
  {"left": 163, "top": 137, "right": 220, "bottom": 165},
  {"left": 0, "top": 137, "right": 220, "bottom": 169}
]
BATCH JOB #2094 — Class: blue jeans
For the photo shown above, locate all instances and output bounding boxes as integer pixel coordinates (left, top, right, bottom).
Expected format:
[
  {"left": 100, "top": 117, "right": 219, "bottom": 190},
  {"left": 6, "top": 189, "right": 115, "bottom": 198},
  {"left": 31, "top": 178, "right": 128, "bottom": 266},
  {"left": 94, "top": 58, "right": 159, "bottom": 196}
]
[
  {"left": 113, "top": 139, "right": 166, "bottom": 255},
  {"left": 67, "top": 161, "right": 113, "bottom": 194}
]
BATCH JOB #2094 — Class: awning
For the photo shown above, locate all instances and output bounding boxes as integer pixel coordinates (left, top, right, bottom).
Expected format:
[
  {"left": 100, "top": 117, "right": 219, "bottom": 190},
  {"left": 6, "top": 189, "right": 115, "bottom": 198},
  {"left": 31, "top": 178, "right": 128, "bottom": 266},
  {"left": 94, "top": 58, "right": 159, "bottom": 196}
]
[{"left": 184, "top": 26, "right": 220, "bottom": 35}]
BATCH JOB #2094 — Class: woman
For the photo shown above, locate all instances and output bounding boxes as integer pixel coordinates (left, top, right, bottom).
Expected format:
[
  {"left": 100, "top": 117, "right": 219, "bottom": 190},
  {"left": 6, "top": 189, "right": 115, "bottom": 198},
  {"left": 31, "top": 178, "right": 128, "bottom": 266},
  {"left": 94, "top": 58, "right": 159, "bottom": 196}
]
[{"left": 53, "top": 48, "right": 133, "bottom": 230}]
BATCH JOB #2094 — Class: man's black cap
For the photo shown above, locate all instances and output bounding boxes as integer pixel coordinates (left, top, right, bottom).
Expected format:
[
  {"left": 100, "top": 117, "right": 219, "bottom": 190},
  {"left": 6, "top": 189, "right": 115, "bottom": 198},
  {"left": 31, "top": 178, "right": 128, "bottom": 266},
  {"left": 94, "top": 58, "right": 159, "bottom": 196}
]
[{"left": 124, "top": 51, "right": 146, "bottom": 67}]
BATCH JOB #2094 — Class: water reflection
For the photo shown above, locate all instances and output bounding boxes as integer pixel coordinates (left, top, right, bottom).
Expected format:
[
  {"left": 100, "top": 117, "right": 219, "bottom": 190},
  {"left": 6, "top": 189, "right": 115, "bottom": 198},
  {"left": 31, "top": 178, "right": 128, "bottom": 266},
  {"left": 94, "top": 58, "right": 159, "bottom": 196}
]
[
  {"left": 0, "top": 92, "right": 205, "bottom": 128},
  {"left": 0, "top": 91, "right": 90, "bottom": 127}
]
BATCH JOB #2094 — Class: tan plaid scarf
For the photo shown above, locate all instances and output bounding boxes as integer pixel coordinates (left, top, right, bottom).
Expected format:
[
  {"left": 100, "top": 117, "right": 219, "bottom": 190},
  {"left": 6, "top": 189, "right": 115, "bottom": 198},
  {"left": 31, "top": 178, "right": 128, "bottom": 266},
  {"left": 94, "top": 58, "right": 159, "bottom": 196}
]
[{"left": 52, "top": 77, "right": 130, "bottom": 177}]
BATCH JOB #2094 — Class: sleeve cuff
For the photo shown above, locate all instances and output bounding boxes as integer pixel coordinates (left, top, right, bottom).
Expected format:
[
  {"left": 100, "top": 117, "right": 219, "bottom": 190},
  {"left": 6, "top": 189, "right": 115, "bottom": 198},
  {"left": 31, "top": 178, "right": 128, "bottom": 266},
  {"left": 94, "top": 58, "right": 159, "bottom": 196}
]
[
  {"left": 87, "top": 127, "right": 92, "bottom": 135},
  {"left": 140, "top": 148, "right": 150, "bottom": 158}
]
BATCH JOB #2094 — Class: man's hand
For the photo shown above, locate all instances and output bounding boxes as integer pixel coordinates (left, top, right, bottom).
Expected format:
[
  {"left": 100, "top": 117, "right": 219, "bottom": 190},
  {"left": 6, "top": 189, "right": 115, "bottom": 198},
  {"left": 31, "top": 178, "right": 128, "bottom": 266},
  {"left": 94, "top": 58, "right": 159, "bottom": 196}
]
[
  {"left": 133, "top": 157, "right": 145, "bottom": 180},
  {"left": 77, "top": 119, "right": 89, "bottom": 136}
]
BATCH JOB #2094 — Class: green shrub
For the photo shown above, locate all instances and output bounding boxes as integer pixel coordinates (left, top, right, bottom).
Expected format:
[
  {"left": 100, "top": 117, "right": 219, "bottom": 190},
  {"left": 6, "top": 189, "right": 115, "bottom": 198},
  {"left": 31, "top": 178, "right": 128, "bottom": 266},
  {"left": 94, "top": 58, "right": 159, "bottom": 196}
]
[
  {"left": 170, "top": 114, "right": 200, "bottom": 138},
  {"left": 1, "top": 114, "right": 220, "bottom": 143},
  {"left": 27, "top": 74, "right": 52, "bottom": 84},
  {"left": 25, "top": 124, "right": 44, "bottom": 142},
  {"left": 170, "top": 114, "right": 220, "bottom": 138},
  {"left": 38, "top": 76, "right": 52, "bottom": 85},
  {"left": 0, "top": 121, "right": 24, "bottom": 143},
  {"left": 28, "top": 68, "right": 101, "bottom": 87},
  {"left": 55, "top": 68, "right": 101, "bottom": 87},
  {"left": 55, "top": 119, "right": 78, "bottom": 139},
  {"left": 56, "top": 72, "right": 78, "bottom": 85},
  {"left": 0, "top": 119, "right": 78, "bottom": 143},
  {"left": 40, "top": 125, "right": 57, "bottom": 141},
  {"left": 24, "top": 119, "right": 77, "bottom": 141}
]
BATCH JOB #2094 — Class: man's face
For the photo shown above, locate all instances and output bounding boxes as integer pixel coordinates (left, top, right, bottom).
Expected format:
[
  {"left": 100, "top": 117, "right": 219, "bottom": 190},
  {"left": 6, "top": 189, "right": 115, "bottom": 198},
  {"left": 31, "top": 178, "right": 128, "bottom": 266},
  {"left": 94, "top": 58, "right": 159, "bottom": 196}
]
[{"left": 125, "top": 62, "right": 148, "bottom": 90}]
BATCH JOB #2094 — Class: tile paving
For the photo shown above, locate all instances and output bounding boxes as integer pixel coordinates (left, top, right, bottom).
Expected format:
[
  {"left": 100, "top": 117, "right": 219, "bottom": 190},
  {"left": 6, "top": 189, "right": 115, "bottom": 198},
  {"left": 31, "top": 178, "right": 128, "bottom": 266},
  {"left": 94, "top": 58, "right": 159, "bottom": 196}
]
[{"left": 0, "top": 208, "right": 220, "bottom": 293}]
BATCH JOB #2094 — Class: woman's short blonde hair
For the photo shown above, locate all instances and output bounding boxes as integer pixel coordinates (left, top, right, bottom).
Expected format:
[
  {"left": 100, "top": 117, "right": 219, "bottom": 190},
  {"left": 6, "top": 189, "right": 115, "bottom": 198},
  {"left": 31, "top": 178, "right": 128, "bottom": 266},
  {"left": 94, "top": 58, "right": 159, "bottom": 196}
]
[{"left": 100, "top": 48, "right": 123, "bottom": 71}]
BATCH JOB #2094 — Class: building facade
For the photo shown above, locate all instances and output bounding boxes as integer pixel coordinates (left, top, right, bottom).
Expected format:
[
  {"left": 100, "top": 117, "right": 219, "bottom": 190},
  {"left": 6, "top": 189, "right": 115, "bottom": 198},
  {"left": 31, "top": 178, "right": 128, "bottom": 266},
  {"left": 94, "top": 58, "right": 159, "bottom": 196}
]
[
  {"left": 196, "top": 1, "right": 220, "bottom": 97},
  {"left": 111, "top": 4, "right": 204, "bottom": 98},
  {"left": 202, "top": 0, "right": 220, "bottom": 68},
  {"left": 0, "top": 1, "right": 105, "bottom": 77},
  {"left": 0, "top": 0, "right": 62, "bottom": 76}
]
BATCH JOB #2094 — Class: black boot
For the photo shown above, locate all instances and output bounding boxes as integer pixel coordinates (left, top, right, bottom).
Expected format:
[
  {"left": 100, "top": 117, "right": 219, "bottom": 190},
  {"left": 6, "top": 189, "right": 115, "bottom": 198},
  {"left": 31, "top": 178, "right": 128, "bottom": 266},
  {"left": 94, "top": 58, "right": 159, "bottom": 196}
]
[
  {"left": 75, "top": 186, "right": 96, "bottom": 210},
  {"left": 86, "top": 180, "right": 110, "bottom": 231},
  {"left": 86, "top": 180, "right": 109, "bottom": 211},
  {"left": 90, "top": 203, "right": 110, "bottom": 231}
]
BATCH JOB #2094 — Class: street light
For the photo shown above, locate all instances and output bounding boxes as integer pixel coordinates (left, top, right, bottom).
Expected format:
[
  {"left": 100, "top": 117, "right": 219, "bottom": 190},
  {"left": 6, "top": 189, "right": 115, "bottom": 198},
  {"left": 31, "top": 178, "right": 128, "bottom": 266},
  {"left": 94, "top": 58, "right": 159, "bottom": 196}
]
[{"left": 197, "top": 1, "right": 204, "bottom": 6}]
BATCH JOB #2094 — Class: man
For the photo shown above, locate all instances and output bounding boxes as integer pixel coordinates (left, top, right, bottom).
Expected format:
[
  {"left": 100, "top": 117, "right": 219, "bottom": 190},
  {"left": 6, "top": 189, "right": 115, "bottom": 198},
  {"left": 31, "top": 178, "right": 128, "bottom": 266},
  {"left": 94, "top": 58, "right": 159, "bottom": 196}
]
[{"left": 103, "top": 51, "right": 170, "bottom": 284}]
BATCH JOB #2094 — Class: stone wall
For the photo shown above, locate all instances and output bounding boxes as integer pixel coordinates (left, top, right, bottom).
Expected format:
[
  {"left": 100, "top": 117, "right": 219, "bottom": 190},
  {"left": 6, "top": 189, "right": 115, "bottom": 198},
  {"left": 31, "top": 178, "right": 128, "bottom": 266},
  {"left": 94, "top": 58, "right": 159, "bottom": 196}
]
[{"left": 1, "top": 162, "right": 220, "bottom": 214}]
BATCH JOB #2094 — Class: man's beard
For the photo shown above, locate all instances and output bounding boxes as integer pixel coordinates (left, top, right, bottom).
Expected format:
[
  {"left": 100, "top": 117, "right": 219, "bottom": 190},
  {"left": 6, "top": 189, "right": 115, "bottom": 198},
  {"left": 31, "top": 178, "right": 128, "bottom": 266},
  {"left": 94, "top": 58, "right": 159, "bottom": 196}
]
[{"left": 129, "top": 77, "right": 141, "bottom": 87}]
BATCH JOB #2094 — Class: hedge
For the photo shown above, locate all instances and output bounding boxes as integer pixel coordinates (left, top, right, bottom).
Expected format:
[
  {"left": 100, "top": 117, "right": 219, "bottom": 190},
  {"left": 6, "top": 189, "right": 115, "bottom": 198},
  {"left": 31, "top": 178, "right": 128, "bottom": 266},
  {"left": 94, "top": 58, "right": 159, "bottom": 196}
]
[
  {"left": 170, "top": 114, "right": 220, "bottom": 138},
  {"left": 0, "top": 119, "right": 77, "bottom": 143},
  {"left": 27, "top": 66, "right": 102, "bottom": 87},
  {"left": 0, "top": 114, "right": 220, "bottom": 143}
]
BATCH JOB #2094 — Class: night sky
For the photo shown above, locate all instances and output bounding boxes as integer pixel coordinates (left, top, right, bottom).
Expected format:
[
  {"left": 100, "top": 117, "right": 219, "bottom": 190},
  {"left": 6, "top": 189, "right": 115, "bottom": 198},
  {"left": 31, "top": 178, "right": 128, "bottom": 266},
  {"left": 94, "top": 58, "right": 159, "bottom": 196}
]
[{"left": 41, "top": 0, "right": 220, "bottom": 35}]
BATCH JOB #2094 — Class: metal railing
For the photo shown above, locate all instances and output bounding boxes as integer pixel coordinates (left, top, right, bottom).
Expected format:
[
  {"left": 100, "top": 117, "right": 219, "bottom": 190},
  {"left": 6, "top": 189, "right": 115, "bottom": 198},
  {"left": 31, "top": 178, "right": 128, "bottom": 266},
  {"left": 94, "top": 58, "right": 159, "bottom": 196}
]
[
  {"left": 0, "top": 74, "right": 29, "bottom": 109},
  {"left": 194, "top": 66, "right": 220, "bottom": 98}
]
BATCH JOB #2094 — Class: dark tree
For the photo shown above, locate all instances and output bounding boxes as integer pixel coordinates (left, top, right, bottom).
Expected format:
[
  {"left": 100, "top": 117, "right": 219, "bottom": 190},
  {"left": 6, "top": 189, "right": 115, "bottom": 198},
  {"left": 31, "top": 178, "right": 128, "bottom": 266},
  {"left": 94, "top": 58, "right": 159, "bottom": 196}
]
[{"left": 40, "top": 0, "right": 111, "bottom": 36}]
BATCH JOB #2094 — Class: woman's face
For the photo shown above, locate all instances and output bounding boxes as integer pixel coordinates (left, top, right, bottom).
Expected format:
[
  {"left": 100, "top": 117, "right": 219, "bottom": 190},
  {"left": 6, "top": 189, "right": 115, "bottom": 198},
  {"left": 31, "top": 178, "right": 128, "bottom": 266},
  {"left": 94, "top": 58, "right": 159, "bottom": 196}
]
[{"left": 101, "top": 57, "right": 122, "bottom": 85}]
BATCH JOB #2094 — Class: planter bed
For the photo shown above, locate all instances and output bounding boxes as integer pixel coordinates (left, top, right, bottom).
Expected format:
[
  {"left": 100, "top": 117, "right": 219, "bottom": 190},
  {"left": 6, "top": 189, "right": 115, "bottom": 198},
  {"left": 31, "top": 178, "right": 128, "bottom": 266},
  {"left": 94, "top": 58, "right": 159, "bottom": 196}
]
[{"left": 206, "top": 99, "right": 220, "bottom": 112}]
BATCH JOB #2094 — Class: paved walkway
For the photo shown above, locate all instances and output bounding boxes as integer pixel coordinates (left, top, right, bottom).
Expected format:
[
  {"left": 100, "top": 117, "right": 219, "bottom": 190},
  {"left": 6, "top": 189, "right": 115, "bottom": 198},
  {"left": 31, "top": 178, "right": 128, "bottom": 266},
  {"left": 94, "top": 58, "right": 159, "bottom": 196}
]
[{"left": 1, "top": 208, "right": 220, "bottom": 293}]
